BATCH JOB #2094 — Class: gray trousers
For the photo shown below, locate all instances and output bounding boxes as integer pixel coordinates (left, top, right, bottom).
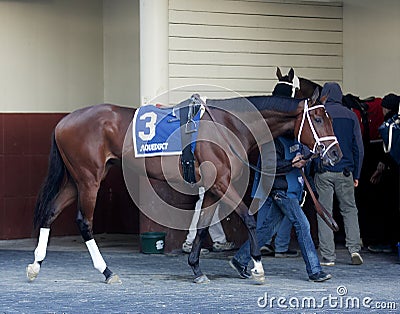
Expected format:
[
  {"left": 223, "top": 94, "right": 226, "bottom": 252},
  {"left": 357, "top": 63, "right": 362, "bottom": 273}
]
[{"left": 315, "top": 171, "right": 362, "bottom": 261}]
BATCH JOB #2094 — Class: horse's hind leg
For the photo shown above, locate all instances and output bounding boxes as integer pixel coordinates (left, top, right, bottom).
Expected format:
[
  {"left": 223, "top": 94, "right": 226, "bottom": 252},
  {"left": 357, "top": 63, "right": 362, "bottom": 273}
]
[
  {"left": 76, "top": 183, "right": 121, "bottom": 284},
  {"left": 27, "top": 179, "right": 77, "bottom": 281}
]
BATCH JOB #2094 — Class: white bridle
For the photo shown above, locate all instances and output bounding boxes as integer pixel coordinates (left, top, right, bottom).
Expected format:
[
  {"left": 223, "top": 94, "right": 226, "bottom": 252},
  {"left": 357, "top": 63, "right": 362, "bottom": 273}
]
[
  {"left": 297, "top": 99, "right": 339, "bottom": 157},
  {"left": 276, "top": 75, "right": 300, "bottom": 98}
]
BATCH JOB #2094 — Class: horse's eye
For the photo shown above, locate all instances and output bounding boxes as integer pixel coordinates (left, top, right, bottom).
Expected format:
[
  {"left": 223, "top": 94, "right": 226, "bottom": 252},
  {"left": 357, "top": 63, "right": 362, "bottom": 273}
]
[{"left": 315, "top": 117, "right": 322, "bottom": 123}]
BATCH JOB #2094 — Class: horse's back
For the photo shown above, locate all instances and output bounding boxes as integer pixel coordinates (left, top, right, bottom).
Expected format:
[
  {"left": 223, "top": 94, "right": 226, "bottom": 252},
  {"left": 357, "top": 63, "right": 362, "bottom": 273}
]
[{"left": 55, "top": 104, "right": 135, "bottom": 161}]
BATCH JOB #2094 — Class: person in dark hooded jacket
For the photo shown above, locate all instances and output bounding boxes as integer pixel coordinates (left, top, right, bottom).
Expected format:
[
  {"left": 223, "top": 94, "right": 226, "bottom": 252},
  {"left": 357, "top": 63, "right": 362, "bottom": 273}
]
[{"left": 314, "top": 82, "right": 364, "bottom": 266}]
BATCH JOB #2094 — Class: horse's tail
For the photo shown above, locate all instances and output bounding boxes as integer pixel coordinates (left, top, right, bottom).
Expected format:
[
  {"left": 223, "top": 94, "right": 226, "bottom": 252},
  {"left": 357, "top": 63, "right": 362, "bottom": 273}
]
[{"left": 34, "top": 133, "right": 66, "bottom": 229}]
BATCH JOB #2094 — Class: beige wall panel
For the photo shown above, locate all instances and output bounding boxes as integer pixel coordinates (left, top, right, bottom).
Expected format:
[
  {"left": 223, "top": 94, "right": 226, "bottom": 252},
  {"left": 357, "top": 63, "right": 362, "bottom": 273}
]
[
  {"left": 169, "top": 11, "right": 342, "bottom": 31},
  {"left": 170, "top": 0, "right": 342, "bottom": 18},
  {"left": 170, "top": 24, "right": 342, "bottom": 43},
  {"left": 170, "top": 38, "right": 341, "bottom": 56},
  {"left": 0, "top": 0, "right": 104, "bottom": 112},
  {"left": 103, "top": 0, "right": 140, "bottom": 107},
  {"left": 170, "top": 64, "right": 342, "bottom": 82},
  {"left": 170, "top": 51, "right": 342, "bottom": 68},
  {"left": 169, "top": 0, "right": 343, "bottom": 96},
  {"left": 343, "top": 0, "right": 400, "bottom": 97}
]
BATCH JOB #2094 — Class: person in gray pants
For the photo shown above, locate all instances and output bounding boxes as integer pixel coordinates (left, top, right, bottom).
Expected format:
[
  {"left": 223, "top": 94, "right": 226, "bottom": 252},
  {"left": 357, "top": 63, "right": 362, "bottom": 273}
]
[{"left": 314, "top": 82, "right": 364, "bottom": 266}]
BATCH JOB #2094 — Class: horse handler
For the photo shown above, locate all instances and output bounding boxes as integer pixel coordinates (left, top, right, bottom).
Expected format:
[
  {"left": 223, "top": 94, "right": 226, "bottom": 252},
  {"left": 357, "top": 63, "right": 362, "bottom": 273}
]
[{"left": 230, "top": 136, "right": 332, "bottom": 283}]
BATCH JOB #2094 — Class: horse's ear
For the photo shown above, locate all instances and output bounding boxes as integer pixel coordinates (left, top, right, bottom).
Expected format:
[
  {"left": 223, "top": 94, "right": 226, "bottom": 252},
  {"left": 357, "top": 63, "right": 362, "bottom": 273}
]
[
  {"left": 288, "top": 68, "right": 295, "bottom": 82},
  {"left": 311, "top": 87, "right": 320, "bottom": 103},
  {"left": 320, "top": 95, "right": 328, "bottom": 105},
  {"left": 276, "top": 67, "right": 282, "bottom": 80}
]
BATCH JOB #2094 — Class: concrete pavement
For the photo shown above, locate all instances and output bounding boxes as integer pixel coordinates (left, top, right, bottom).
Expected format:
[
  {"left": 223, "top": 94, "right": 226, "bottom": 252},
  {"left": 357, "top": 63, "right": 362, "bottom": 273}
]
[{"left": 0, "top": 234, "right": 399, "bottom": 313}]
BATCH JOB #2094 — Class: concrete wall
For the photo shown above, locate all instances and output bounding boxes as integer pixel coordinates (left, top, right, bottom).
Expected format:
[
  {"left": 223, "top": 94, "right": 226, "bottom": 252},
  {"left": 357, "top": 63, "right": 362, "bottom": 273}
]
[
  {"left": 0, "top": 0, "right": 104, "bottom": 112},
  {"left": 103, "top": 0, "right": 140, "bottom": 107},
  {"left": 343, "top": 0, "right": 400, "bottom": 97}
]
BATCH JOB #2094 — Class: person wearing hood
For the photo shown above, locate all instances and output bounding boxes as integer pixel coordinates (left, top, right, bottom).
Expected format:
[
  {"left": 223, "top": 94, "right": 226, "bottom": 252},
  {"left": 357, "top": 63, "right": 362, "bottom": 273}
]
[{"left": 314, "top": 82, "right": 364, "bottom": 266}]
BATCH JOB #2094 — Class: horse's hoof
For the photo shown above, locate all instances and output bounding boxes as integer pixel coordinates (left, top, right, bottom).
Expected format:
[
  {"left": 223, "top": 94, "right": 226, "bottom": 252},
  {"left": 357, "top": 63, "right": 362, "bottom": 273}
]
[
  {"left": 251, "top": 270, "right": 266, "bottom": 285},
  {"left": 105, "top": 274, "right": 122, "bottom": 284},
  {"left": 193, "top": 274, "right": 210, "bottom": 284},
  {"left": 26, "top": 263, "right": 40, "bottom": 282}
]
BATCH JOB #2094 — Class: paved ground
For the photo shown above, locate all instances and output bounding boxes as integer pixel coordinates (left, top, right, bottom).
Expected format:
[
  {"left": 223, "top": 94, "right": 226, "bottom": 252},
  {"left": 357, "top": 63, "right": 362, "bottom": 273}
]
[{"left": 0, "top": 234, "right": 399, "bottom": 314}]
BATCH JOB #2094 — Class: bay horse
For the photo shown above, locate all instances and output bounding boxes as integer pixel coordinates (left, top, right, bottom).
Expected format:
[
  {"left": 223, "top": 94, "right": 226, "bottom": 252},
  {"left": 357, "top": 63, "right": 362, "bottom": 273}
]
[{"left": 27, "top": 90, "right": 342, "bottom": 284}]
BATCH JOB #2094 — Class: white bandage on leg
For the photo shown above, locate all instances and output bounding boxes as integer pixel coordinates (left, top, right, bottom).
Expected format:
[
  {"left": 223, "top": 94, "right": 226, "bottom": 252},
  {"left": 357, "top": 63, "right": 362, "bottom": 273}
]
[
  {"left": 34, "top": 228, "right": 50, "bottom": 262},
  {"left": 251, "top": 258, "right": 265, "bottom": 276},
  {"left": 85, "top": 239, "right": 107, "bottom": 273}
]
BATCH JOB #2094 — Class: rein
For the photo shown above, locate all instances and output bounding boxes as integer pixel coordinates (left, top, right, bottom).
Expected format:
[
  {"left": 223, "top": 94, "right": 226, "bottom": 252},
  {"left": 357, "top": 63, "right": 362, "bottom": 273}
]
[{"left": 300, "top": 170, "right": 339, "bottom": 232}]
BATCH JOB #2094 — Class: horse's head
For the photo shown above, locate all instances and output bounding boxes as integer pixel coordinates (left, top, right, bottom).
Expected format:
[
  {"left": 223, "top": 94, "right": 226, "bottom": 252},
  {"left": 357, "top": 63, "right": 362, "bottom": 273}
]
[
  {"left": 295, "top": 88, "right": 343, "bottom": 166},
  {"left": 273, "top": 67, "right": 300, "bottom": 98}
]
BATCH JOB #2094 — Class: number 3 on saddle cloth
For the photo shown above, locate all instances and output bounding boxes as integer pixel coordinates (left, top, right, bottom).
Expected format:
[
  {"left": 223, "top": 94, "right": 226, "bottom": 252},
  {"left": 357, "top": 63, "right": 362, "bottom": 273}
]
[
  {"left": 379, "top": 113, "right": 400, "bottom": 165},
  {"left": 132, "top": 100, "right": 205, "bottom": 183}
]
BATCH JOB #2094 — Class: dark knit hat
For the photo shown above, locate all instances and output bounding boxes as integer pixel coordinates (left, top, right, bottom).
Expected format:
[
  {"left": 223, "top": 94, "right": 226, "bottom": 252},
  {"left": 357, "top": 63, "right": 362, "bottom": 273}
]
[{"left": 381, "top": 93, "right": 400, "bottom": 111}]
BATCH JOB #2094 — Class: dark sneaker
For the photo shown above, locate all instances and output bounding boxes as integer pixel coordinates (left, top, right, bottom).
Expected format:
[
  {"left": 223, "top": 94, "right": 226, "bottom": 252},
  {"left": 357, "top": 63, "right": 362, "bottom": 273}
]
[
  {"left": 229, "top": 258, "right": 251, "bottom": 279},
  {"left": 367, "top": 245, "right": 393, "bottom": 253},
  {"left": 275, "top": 249, "right": 299, "bottom": 258},
  {"left": 351, "top": 252, "right": 363, "bottom": 265},
  {"left": 260, "top": 244, "right": 275, "bottom": 256},
  {"left": 309, "top": 271, "right": 332, "bottom": 282}
]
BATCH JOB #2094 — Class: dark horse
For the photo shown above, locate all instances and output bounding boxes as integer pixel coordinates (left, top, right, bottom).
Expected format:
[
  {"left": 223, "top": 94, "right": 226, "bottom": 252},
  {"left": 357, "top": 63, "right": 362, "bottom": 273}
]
[
  {"left": 275, "top": 67, "right": 322, "bottom": 99},
  {"left": 27, "top": 91, "right": 342, "bottom": 284}
]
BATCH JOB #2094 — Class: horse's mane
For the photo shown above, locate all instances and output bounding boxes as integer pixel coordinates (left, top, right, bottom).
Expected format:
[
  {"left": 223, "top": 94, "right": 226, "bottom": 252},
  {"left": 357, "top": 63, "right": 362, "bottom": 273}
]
[
  {"left": 207, "top": 95, "right": 303, "bottom": 113},
  {"left": 299, "top": 77, "right": 322, "bottom": 92}
]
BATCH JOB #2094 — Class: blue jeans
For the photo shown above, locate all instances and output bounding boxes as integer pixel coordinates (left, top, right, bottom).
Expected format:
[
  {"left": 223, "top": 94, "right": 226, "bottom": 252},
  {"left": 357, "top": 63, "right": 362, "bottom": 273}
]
[
  {"left": 256, "top": 197, "right": 293, "bottom": 252},
  {"left": 269, "top": 215, "right": 292, "bottom": 253},
  {"left": 234, "top": 191, "right": 322, "bottom": 276}
]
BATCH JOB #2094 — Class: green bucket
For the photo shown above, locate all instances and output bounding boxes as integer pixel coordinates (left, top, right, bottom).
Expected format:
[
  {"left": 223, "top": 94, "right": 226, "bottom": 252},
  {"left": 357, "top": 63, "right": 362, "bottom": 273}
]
[{"left": 140, "top": 232, "right": 166, "bottom": 254}]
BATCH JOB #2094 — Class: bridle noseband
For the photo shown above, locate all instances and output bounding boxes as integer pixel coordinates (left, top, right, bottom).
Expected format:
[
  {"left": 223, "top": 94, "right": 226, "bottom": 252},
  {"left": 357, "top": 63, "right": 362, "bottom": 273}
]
[{"left": 297, "top": 100, "right": 338, "bottom": 158}]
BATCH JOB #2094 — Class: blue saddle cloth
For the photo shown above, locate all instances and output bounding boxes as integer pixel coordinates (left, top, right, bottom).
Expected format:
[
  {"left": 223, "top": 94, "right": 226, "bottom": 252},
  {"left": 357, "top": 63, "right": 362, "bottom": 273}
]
[{"left": 133, "top": 104, "right": 201, "bottom": 157}]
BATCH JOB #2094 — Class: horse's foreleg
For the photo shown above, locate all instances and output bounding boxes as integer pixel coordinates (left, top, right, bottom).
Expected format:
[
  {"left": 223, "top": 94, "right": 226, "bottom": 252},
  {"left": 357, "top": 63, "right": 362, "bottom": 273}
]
[
  {"left": 188, "top": 192, "right": 218, "bottom": 284},
  {"left": 234, "top": 204, "right": 265, "bottom": 283},
  {"left": 76, "top": 186, "right": 121, "bottom": 284},
  {"left": 214, "top": 181, "right": 265, "bottom": 283},
  {"left": 189, "top": 227, "right": 211, "bottom": 283}
]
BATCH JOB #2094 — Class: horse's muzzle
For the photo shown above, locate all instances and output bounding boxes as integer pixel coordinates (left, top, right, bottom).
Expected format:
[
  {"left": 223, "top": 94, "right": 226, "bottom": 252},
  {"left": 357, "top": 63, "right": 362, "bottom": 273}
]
[{"left": 322, "top": 145, "right": 343, "bottom": 166}]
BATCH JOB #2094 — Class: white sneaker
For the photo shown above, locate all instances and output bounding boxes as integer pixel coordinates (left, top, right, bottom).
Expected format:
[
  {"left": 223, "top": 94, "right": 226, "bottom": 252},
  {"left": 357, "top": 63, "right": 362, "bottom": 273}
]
[
  {"left": 212, "top": 241, "right": 235, "bottom": 252},
  {"left": 351, "top": 252, "right": 363, "bottom": 265},
  {"left": 182, "top": 241, "right": 209, "bottom": 254},
  {"left": 320, "top": 258, "right": 335, "bottom": 266}
]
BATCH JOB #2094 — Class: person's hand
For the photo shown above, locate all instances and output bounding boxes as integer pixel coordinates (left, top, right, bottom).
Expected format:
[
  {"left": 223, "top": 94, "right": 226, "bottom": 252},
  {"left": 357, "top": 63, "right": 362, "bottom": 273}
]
[
  {"left": 370, "top": 162, "right": 385, "bottom": 184},
  {"left": 292, "top": 154, "right": 307, "bottom": 168},
  {"left": 370, "top": 170, "right": 382, "bottom": 184},
  {"left": 354, "top": 179, "right": 359, "bottom": 187}
]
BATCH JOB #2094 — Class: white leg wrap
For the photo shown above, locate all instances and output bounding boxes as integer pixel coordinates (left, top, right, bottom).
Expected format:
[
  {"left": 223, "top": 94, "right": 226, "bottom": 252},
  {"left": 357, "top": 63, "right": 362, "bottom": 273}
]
[
  {"left": 251, "top": 258, "right": 265, "bottom": 275},
  {"left": 85, "top": 239, "right": 107, "bottom": 273},
  {"left": 34, "top": 228, "right": 50, "bottom": 263}
]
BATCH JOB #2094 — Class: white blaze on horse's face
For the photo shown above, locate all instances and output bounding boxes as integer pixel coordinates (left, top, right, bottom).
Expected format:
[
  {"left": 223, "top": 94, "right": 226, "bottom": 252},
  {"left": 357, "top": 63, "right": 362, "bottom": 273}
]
[{"left": 297, "top": 100, "right": 339, "bottom": 164}]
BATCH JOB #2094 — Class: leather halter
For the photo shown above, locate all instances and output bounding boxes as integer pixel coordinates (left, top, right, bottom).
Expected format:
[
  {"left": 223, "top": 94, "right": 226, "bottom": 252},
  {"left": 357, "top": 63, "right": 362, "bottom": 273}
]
[{"left": 297, "top": 100, "right": 338, "bottom": 158}]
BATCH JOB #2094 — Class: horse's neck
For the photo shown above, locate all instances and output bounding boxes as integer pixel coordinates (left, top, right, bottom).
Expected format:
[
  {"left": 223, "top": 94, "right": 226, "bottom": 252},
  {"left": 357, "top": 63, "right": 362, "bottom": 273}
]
[{"left": 264, "top": 112, "right": 298, "bottom": 139}]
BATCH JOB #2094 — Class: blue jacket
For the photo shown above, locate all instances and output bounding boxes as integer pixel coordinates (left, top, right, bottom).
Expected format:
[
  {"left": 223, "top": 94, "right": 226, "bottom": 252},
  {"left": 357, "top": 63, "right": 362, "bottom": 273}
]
[
  {"left": 319, "top": 82, "right": 364, "bottom": 179},
  {"left": 252, "top": 137, "right": 304, "bottom": 201}
]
